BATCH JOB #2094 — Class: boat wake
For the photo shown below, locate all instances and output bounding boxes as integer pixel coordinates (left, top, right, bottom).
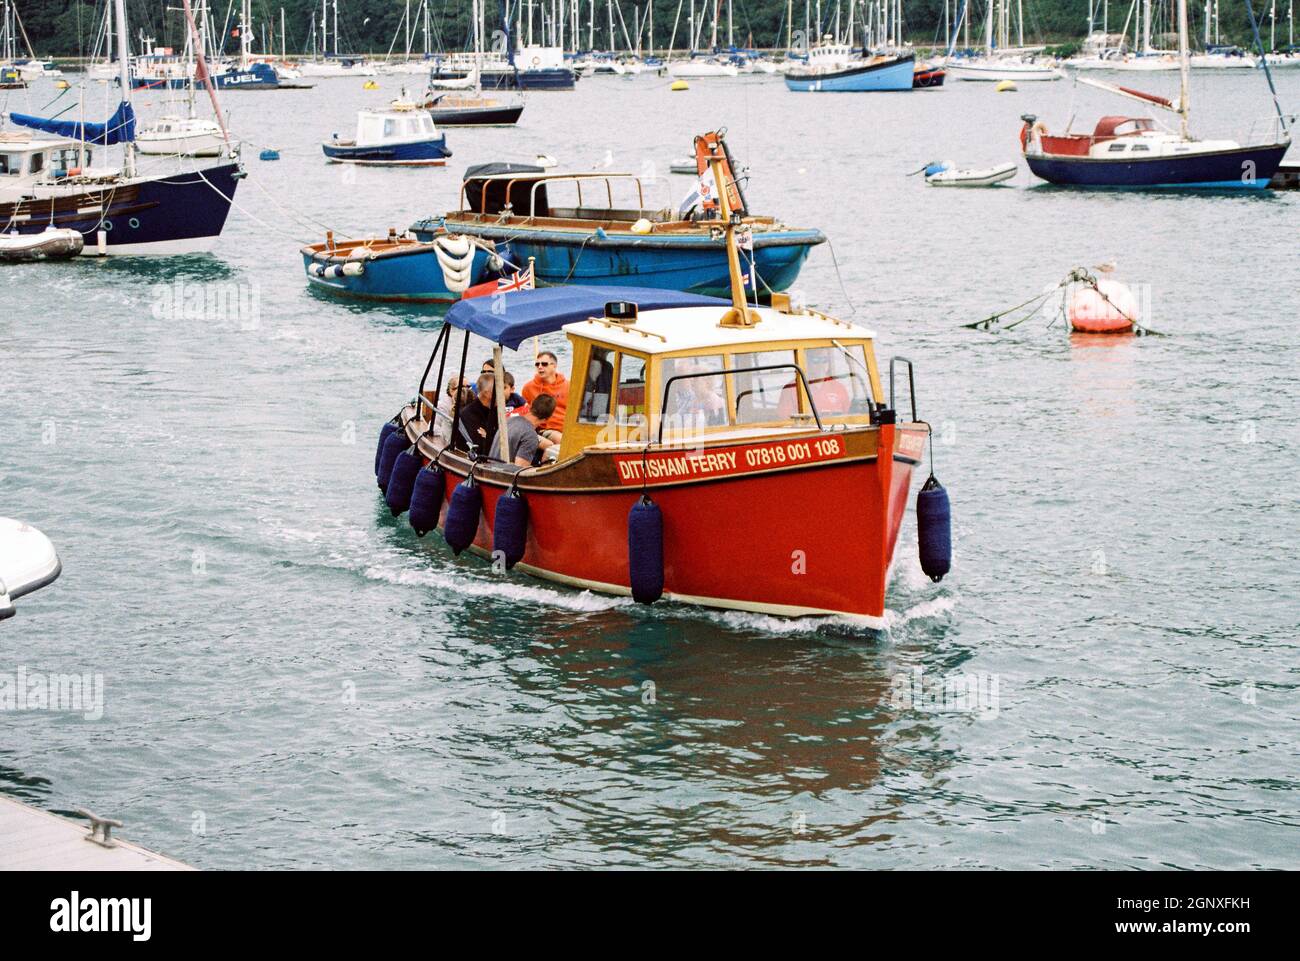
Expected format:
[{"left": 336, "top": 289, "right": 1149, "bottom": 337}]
[
  {"left": 360, "top": 562, "right": 632, "bottom": 614},
  {"left": 886, "top": 594, "right": 957, "bottom": 627}
]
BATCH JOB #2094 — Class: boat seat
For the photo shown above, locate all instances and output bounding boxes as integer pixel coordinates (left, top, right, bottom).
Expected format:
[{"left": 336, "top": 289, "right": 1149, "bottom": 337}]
[{"left": 546, "top": 206, "right": 673, "bottom": 223}]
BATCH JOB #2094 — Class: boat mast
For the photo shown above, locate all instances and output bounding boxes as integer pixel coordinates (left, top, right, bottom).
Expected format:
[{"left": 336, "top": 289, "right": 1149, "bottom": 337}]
[
  {"left": 112, "top": 0, "right": 136, "bottom": 177},
  {"left": 1177, "top": 0, "right": 1190, "bottom": 138},
  {"left": 473, "top": 0, "right": 483, "bottom": 96}
]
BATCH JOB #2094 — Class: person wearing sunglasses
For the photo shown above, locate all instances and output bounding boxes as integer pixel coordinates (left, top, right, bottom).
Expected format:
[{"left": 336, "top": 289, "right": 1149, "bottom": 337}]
[{"left": 521, "top": 351, "right": 568, "bottom": 444}]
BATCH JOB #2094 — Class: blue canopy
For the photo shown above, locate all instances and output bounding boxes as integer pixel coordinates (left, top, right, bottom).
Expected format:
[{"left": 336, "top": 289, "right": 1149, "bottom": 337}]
[
  {"left": 444, "top": 286, "right": 728, "bottom": 350},
  {"left": 9, "top": 101, "right": 136, "bottom": 146}
]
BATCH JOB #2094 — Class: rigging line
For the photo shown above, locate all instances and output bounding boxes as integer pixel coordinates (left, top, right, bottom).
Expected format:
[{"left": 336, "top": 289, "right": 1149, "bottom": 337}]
[
  {"left": 822, "top": 235, "right": 858, "bottom": 316},
  {"left": 239, "top": 170, "right": 367, "bottom": 239},
  {"left": 189, "top": 165, "right": 315, "bottom": 244}
]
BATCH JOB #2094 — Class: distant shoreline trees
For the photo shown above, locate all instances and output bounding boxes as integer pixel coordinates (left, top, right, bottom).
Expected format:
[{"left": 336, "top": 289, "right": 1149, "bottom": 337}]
[{"left": 19, "top": 1, "right": 1279, "bottom": 59}]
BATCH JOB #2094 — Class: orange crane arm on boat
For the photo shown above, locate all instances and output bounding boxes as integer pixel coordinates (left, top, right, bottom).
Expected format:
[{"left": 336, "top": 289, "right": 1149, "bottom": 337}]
[{"left": 693, "top": 130, "right": 748, "bottom": 217}]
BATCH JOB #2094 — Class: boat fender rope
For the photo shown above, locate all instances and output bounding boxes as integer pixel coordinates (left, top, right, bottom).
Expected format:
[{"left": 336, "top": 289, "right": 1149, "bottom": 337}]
[
  {"left": 376, "top": 418, "right": 411, "bottom": 492},
  {"left": 434, "top": 233, "right": 475, "bottom": 292},
  {"left": 374, "top": 417, "right": 401, "bottom": 475},
  {"left": 385, "top": 444, "right": 422, "bottom": 516},
  {"left": 492, "top": 486, "right": 529, "bottom": 570},
  {"left": 916, "top": 470, "right": 952, "bottom": 583},
  {"left": 408, "top": 449, "right": 447, "bottom": 538},
  {"left": 627, "top": 490, "right": 664, "bottom": 604},
  {"left": 442, "top": 468, "right": 482, "bottom": 555}
]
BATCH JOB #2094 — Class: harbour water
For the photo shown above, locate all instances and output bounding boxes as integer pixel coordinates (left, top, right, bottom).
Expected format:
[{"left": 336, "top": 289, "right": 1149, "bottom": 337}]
[{"left": 1, "top": 70, "right": 1297, "bottom": 868}]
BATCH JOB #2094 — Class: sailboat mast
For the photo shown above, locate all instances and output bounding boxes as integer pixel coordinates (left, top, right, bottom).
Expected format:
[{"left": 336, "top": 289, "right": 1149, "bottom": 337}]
[
  {"left": 112, "top": 0, "right": 135, "bottom": 177},
  {"left": 1177, "top": 0, "right": 1190, "bottom": 138}
]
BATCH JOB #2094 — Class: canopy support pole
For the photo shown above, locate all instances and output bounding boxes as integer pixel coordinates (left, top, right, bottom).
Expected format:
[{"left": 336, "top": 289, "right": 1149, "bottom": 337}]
[{"left": 494, "top": 345, "right": 510, "bottom": 462}]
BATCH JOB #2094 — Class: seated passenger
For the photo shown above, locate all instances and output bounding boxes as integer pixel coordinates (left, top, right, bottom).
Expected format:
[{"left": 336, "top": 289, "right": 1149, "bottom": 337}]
[
  {"left": 506, "top": 393, "right": 558, "bottom": 468},
  {"left": 472, "top": 362, "right": 526, "bottom": 410},
  {"left": 433, "top": 375, "right": 470, "bottom": 446},
  {"left": 523, "top": 351, "right": 568, "bottom": 444},
  {"left": 667, "top": 359, "right": 726, "bottom": 427},
  {"left": 455, "top": 373, "right": 500, "bottom": 457},
  {"left": 502, "top": 371, "right": 526, "bottom": 412}
]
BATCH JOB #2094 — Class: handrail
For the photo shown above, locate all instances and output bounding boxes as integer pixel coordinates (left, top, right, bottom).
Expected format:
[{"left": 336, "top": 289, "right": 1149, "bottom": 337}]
[
  {"left": 889, "top": 356, "right": 917, "bottom": 423},
  {"left": 655, "top": 363, "right": 823, "bottom": 445},
  {"left": 415, "top": 323, "right": 451, "bottom": 421}
]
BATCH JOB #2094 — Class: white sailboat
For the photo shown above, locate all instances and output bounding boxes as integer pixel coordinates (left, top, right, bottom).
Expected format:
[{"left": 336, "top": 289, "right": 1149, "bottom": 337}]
[
  {"left": 136, "top": 0, "right": 227, "bottom": 157},
  {"left": 946, "top": 0, "right": 1063, "bottom": 81},
  {"left": 299, "top": 0, "right": 377, "bottom": 76}
]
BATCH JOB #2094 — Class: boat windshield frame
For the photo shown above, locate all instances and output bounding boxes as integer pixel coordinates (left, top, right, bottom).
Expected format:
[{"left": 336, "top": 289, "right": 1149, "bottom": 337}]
[{"left": 656, "top": 364, "right": 824, "bottom": 444}]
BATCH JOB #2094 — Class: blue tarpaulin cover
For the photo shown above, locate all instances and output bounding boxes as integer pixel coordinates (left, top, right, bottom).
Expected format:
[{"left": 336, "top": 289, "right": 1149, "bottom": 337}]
[
  {"left": 444, "top": 286, "right": 728, "bottom": 350},
  {"left": 9, "top": 101, "right": 137, "bottom": 146}
]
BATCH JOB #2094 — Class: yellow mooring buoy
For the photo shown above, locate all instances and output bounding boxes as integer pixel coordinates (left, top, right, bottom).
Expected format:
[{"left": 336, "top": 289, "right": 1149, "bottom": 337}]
[
  {"left": 670, "top": 79, "right": 689, "bottom": 91},
  {"left": 363, "top": 80, "right": 379, "bottom": 90},
  {"left": 995, "top": 79, "right": 1017, "bottom": 92}
]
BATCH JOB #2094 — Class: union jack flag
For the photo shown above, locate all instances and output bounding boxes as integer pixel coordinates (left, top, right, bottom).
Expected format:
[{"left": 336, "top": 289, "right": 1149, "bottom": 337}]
[{"left": 462, "top": 263, "right": 535, "bottom": 301}]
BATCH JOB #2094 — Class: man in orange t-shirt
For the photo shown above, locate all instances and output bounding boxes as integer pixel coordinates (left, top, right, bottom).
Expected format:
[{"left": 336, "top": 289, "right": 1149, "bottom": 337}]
[{"left": 522, "top": 351, "right": 569, "bottom": 440}]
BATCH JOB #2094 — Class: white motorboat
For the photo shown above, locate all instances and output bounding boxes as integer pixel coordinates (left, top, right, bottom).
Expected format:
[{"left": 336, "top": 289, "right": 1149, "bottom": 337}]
[
  {"left": 667, "top": 58, "right": 739, "bottom": 78},
  {"left": 946, "top": 57, "right": 1062, "bottom": 81},
  {"left": 923, "top": 161, "right": 1018, "bottom": 187},
  {"left": 15, "top": 59, "right": 63, "bottom": 80},
  {"left": 0, "top": 518, "right": 61, "bottom": 620},
  {"left": 299, "top": 57, "right": 377, "bottom": 77},
  {"left": 136, "top": 115, "right": 228, "bottom": 157}
]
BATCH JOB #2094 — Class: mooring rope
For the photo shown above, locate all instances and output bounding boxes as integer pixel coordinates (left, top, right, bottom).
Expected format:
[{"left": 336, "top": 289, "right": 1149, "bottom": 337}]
[{"left": 964, "top": 267, "right": 1163, "bottom": 336}]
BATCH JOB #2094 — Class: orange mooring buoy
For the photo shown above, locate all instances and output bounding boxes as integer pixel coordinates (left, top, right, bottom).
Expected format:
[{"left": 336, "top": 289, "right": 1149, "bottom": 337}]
[{"left": 1068, "top": 279, "right": 1137, "bottom": 334}]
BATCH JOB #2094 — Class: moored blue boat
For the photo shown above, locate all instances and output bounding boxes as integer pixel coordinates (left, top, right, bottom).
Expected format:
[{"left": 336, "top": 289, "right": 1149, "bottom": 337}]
[
  {"left": 322, "top": 105, "right": 451, "bottom": 166},
  {"left": 784, "top": 41, "right": 915, "bottom": 92},
  {"left": 411, "top": 133, "right": 825, "bottom": 298},
  {"left": 410, "top": 218, "right": 821, "bottom": 295},
  {"left": 300, "top": 231, "right": 490, "bottom": 303}
]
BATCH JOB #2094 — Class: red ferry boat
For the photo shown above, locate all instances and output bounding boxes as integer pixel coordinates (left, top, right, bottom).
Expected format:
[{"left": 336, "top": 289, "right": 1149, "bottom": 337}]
[{"left": 374, "top": 149, "right": 950, "bottom": 628}]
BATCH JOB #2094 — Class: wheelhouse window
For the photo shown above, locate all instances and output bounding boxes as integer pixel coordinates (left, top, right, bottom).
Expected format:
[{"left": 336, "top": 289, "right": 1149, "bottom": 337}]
[
  {"left": 614, "top": 354, "right": 648, "bottom": 428},
  {"left": 795, "top": 345, "right": 872, "bottom": 418},
  {"left": 577, "top": 346, "right": 616, "bottom": 424},
  {"left": 731, "top": 350, "right": 799, "bottom": 424},
  {"left": 660, "top": 354, "right": 727, "bottom": 430},
  {"left": 28, "top": 152, "right": 44, "bottom": 174},
  {"left": 0, "top": 154, "right": 18, "bottom": 176}
]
